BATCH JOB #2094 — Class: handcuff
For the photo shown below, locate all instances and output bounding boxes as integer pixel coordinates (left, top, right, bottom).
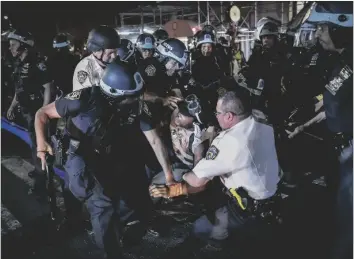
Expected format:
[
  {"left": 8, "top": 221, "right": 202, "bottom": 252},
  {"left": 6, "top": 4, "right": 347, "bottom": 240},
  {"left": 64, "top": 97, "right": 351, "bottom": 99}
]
[{"left": 185, "top": 94, "right": 202, "bottom": 124}]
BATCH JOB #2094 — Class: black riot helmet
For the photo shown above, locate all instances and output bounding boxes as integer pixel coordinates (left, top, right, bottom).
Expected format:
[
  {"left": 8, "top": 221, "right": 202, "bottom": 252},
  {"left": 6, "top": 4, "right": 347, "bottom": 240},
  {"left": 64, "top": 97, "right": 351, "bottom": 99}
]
[
  {"left": 156, "top": 38, "right": 189, "bottom": 69},
  {"left": 53, "top": 33, "right": 70, "bottom": 49},
  {"left": 100, "top": 62, "right": 144, "bottom": 100},
  {"left": 202, "top": 25, "right": 216, "bottom": 36},
  {"left": 8, "top": 29, "right": 34, "bottom": 49},
  {"left": 87, "top": 25, "right": 120, "bottom": 52},
  {"left": 153, "top": 29, "right": 169, "bottom": 45},
  {"left": 196, "top": 31, "right": 216, "bottom": 48},
  {"left": 136, "top": 33, "right": 155, "bottom": 51},
  {"left": 117, "top": 39, "right": 135, "bottom": 62}
]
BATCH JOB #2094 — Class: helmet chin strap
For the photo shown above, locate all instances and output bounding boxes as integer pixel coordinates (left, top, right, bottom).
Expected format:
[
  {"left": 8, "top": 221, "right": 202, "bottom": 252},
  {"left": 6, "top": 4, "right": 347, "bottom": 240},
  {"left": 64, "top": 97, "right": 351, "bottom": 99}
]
[{"left": 93, "top": 50, "right": 110, "bottom": 67}]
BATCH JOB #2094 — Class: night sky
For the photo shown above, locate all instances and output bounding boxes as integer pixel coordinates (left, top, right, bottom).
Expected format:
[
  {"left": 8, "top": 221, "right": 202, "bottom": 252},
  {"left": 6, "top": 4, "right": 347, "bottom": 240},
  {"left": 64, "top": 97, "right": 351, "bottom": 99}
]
[{"left": 1, "top": 1, "right": 156, "bottom": 50}]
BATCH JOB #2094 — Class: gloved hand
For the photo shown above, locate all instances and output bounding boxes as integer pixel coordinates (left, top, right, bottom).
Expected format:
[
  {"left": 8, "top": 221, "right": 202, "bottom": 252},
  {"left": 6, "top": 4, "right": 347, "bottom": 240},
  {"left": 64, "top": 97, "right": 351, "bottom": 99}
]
[{"left": 149, "top": 183, "right": 187, "bottom": 199}]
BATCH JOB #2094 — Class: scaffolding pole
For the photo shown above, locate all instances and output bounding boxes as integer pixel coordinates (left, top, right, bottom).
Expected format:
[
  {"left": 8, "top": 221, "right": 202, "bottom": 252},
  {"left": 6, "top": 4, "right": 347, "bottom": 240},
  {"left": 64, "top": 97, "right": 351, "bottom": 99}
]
[
  {"left": 254, "top": 2, "right": 258, "bottom": 25},
  {"left": 207, "top": 1, "right": 210, "bottom": 25},
  {"left": 140, "top": 8, "right": 144, "bottom": 33},
  {"left": 198, "top": 1, "right": 201, "bottom": 26}
]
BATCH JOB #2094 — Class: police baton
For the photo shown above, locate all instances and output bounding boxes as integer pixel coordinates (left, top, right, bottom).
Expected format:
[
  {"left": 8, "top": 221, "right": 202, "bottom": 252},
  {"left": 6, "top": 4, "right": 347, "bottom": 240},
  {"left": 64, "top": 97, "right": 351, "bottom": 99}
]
[{"left": 45, "top": 153, "right": 58, "bottom": 221}]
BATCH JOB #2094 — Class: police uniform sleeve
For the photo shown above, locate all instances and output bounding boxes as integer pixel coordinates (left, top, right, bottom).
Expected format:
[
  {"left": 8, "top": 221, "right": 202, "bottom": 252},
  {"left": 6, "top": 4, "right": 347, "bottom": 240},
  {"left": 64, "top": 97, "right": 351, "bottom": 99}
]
[
  {"left": 139, "top": 102, "right": 156, "bottom": 131},
  {"left": 72, "top": 58, "right": 92, "bottom": 91},
  {"left": 55, "top": 89, "right": 87, "bottom": 118},
  {"left": 192, "top": 134, "right": 249, "bottom": 179}
]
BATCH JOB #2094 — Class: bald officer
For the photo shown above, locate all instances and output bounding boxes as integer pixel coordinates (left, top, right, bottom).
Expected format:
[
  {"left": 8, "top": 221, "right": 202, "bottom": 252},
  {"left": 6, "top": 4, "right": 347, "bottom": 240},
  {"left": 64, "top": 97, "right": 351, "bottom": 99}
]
[{"left": 150, "top": 90, "right": 280, "bottom": 250}]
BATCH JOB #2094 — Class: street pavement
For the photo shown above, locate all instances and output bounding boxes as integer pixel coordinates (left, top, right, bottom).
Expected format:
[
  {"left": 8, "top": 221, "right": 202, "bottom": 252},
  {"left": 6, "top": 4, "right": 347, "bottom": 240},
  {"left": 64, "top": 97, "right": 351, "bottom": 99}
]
[{"left": 1, "top": 129, "right": 335, "bottom": 259}]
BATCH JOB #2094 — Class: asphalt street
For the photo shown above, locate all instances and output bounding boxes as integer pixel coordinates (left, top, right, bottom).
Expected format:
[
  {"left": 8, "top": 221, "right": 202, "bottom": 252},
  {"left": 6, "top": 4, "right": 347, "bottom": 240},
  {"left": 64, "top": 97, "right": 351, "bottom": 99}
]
[{"left": 1, "top": 129, "right": 335, "bottom": 259}]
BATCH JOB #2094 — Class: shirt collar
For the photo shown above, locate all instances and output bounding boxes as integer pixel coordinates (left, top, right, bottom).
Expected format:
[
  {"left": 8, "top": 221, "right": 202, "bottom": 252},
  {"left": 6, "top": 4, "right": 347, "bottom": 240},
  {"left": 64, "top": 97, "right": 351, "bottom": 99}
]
[{"left": 219, "top": 115, "right": 253, "bottom": 137}]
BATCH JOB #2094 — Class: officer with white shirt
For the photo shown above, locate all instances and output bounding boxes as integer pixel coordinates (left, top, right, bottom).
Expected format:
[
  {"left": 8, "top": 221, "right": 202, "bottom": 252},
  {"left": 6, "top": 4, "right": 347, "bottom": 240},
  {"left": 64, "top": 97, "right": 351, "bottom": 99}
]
[
  {"left": 150, "top": 90, "right": 280, "bottom": 249},
  {"left": 73, "top": 25, "right": 120, "bottom": 91}
]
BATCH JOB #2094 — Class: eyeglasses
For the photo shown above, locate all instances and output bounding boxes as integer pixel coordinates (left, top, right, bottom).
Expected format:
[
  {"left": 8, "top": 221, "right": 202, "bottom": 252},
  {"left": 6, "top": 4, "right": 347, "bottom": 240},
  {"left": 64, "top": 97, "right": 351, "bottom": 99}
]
[{"left": 214, "top": 111, "right": 235, "bottom": 117}]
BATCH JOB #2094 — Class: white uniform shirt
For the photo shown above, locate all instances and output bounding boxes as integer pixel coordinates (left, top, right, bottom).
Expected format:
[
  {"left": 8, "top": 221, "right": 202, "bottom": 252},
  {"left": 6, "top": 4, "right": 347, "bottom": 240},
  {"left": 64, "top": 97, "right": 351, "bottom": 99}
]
[
  {"left": 72, "top": 54, "right": 104, "bottom": 91},
  {"left": 192, "top": 116, "right": 280, "bottom": 200}
]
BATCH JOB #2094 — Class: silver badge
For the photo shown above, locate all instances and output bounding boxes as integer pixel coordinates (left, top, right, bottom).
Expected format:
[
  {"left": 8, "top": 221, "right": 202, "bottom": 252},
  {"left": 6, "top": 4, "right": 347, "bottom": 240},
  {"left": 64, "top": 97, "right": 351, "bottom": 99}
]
[
  {"left": 65, "top": 90, "right": 82, "bottom": 100},
  {"left": 325, "top": 65, "right": 352, "bottom": 96},
  {"left": 145, "top": 65, "right": 156, "bottom": 76},
  {"left": 77, "top": 70, "right": 89, "bottom": 84}
]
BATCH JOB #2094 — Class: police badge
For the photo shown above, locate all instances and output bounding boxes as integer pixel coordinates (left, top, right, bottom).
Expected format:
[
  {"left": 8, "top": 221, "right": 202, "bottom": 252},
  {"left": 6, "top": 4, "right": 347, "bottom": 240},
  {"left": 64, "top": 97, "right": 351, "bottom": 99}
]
[
  {"left": 145, "top": 65, "right": 156, "bottom": 76},
  {"left": 206, "top": 145, "right": 219, "bottom": 160},
  {"left": 77, "top": 70, "right": 89, "bottom": 84},
  {"left": 37, "top": 62, "right": 47, "bottom": 71},
  {"left": 325, "top": 65, "right": 352, "bottom": 96},
  {"left": 65, "top": 90, "right": 82, "bottom": 100}
]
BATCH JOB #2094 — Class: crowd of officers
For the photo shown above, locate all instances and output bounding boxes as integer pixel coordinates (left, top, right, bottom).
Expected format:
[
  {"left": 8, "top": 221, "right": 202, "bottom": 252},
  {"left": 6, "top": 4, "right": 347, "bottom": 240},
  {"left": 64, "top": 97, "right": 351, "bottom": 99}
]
[{"left": 1, "top": 2, "right": 352, "bottom": 259}]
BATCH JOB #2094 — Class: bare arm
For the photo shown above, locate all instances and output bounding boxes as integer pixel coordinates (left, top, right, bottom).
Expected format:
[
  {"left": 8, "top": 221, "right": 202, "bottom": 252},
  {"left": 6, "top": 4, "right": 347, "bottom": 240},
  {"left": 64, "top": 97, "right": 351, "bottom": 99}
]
[
  {"left": 42, "top": 82, "right": 55, "bottom": 106},
  {"left": 193, "top": 141, "right": 208, "bottom": 167},
  {"left": 10, "top": 93, "right": 19, "bottom": 108},
  {"left": 288, "top": 111, "right": 326, "bottom": 139},
  {"left": 143, "top": 128, "right": 175, "bottom": 184},
  {"left": 35, "top": 102, "right": 61, "bottom": 150}
]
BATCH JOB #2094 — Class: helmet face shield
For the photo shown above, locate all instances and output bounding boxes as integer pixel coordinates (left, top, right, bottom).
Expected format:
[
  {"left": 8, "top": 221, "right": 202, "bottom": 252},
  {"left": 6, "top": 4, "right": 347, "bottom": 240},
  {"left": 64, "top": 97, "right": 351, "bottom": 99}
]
[
  {"left": 294, "top": 27, "right": 317, "bottom": 48},
  {"left": 185, "top": 94, "right": 203, "bottom": 123}
]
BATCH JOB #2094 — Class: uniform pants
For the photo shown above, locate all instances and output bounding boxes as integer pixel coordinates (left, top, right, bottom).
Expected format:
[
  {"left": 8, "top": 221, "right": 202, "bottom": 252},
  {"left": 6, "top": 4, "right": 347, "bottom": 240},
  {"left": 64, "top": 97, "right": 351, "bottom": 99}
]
[
  {"left": 192, "top": 200, "right": 256, "bottom": 245},
  {"left": 64, "top": 142, "right": 154, "bottom": 258},
  {"left": 331, "top": 141, "right": 353, "bottom": 259}
]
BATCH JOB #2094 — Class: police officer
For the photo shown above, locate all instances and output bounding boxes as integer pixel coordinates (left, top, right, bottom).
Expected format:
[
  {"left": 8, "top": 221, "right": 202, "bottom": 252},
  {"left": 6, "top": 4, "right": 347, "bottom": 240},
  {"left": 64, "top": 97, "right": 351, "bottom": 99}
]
[
  {"left": 35, "top": 62, "right": 160, "bottom": 258},
  {"left": 150, "top": 90, "right": 280, "bottom": 251},
  {"left": 287, "top": 3, "right": 353, "bottom": 259},
  {"left": 191, "top": 31, "right": 223, "bottom": 88},
  {"left": 73, "top": 25, "right": 120, "bottom": 91},
  {"left": 135, "top": 33, "right": 156, "bottom": 61},
  {"left": 7, "top": 29, "right": 54, "bottom": 196},
  {"left": 47, "top": 33, "right": 79, "bottom": 95},
  {"left": 244, "top": 18, "right": 288, "bottom": 128},
  {"left": 153, "top": 38, "right": 191, "bottom": 99}
]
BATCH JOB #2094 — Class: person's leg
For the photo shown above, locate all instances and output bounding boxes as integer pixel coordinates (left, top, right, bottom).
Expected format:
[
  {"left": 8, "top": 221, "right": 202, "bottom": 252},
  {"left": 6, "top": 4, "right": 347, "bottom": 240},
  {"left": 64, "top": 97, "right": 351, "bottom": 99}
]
[
  {"left": 331, "top": 143, "right": 353, "bottom": 259},
  {"left": 86, "top": 183, "right": 122, "bottom": 259}
]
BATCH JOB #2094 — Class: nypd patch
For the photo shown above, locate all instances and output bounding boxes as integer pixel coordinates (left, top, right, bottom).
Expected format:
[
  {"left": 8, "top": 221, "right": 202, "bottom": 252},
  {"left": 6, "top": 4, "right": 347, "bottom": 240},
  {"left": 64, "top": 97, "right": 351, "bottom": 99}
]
[
  {"left": 77, "top": 70, "right": 89, "bottom": 84},
  {"left": 65, "top": 90, "right": 82, "bottom": 100},
  {"left": 325, "top": 65, "right": 352, "bottom": 96},
  {"left": 145, "top": 65, "right": 156, "bottom": 76},
  {"left": 206, "top": 145, "right": 219, "bottom": 160}
]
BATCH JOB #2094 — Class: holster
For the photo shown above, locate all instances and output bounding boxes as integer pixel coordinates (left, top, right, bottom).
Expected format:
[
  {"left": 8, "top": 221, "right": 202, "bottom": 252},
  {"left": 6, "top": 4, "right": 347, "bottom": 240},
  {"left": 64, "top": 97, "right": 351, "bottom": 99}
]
[
  {"left": 51, "top": 129, "right": 69, "bottom": 168},
  {"left": 225, "top": 187, "right": 283, "bottom": 225}
]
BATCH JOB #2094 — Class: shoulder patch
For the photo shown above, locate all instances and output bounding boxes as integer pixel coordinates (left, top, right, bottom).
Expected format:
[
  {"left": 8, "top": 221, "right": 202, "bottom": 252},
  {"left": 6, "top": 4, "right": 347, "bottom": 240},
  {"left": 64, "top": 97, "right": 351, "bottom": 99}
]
[
  {"left": 77, "top": 70, "right": 89, "bottom": 84},
  {"left": 206, "top": 145, "right": 219, "bottom": 160},
  {"left": 37, "top": 62, "right": 47, "bottom": 71},
  {"left": 65, "top": 90, "right": 82, "bottom": 100},
  {"left": 145, "top": 65, "right": 156, "bottom": 76}
]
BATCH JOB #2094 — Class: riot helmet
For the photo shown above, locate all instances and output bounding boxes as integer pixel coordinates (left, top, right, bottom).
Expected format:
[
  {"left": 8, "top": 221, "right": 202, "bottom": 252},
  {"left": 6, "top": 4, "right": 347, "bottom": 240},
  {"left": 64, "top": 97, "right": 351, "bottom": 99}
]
[
  {"left": 153, "top": 29, "right": 169, "bottom": 45},
  {"left": 87, "top": 25, "right": 120, "bottom": 52},
  {"left": 255, "top": 17, "right": 280, "bottom": 41},
  {"left": 202, "top": 25, "right": 216, "bottom": 36},
  {"left": 8, "top": 29, "right": 34, "bottom": 57},
  {"left": 100, "top": 62, "right": 144, "bottom": 114},
  {"left": 117, "top": 39, "right": 135, "bottom": 62},
  {"left": 293, "top": 22, "right": 317, "bottom": 49},
  {"left": 53, "top": 33, "right": 70, "bottom": 49},
  {"left": 196, "top": 31, "right": 216, "bottom": 47},
  {"left": 136, "top": 33, "right": 155, "bottom": 59},
  {"left": 87, "top": 25, "right": 120, "bottom": 66},
  {"left": 156, "top": 38, "right": 189, "bottom": 75},
  {"left": 304, "top": 2, "right": 353, "bottom": 50}
]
